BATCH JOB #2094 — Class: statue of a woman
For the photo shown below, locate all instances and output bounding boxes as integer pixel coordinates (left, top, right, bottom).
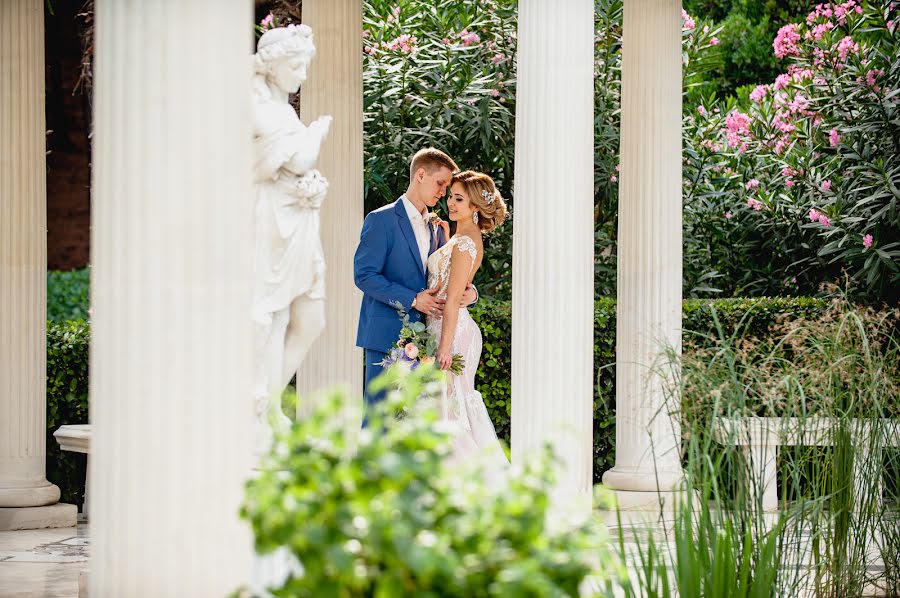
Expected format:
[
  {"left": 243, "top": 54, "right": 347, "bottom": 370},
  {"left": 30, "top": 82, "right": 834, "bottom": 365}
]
[{"left": 251, "top": 24, "right": 331, "bottom": 455}]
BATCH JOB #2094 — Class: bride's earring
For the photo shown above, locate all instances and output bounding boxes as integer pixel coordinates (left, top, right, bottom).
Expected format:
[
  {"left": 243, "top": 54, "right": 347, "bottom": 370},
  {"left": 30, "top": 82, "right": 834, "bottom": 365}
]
[{"left": 472, "top": 211, "right": 479, "bottom": 225}]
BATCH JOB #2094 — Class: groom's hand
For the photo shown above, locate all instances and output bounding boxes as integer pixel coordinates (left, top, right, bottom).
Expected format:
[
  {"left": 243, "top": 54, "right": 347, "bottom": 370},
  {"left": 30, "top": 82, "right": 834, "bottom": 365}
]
[
  {"left": 414, "top": 288, "right": 445, "bottom": 318},
  {"left": 460, "top": 283, "right": 477, "bottom": 307}
]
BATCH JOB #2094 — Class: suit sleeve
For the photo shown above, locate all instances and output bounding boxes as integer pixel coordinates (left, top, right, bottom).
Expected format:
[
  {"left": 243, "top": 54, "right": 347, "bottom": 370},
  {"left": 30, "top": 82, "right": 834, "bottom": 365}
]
[{"left": 354, "top": 213, "right": 418, "bottom": 311}]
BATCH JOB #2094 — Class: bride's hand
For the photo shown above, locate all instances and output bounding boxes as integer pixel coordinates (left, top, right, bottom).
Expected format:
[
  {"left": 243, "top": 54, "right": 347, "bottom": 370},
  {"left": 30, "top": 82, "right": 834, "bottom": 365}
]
[
  {"left": 436, "top": 347, "right": 453, "bottom": 371},
  {"left": 438, "top": 219, "right": 450, "bottom": 240}
]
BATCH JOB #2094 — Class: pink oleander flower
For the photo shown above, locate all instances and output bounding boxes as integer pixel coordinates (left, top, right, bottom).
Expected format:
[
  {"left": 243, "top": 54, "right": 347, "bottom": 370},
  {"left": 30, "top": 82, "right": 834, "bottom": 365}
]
[
  {"left": 782, "top": 166, "right": 798, "bottom": 177},
  {"left": 610, "top": 175, "right": 618, "bottom": 183},
  {"left": 774, "top": 24, "right": 801, "bottom": 59},
  {"left": 746, "top": 178, "right": 760, "bottom": 190},
  {"left": 747, "top": 198, "right": 764, "bottom": 211},
  {"left": 364, "top": 46, "right": 376, "bottom": 56},
  {"left": 442, "top": 37, "right": 450, "bottom": 44},
  {"left": 490, "top": 53, "right": 506, "bottom": 65},
  {"left": 829, "top": 128, "right": 841, "bottom": 147},
  {"left": 681, "top": 9, "right": 696, "bottom": 30},
  {"left": 821, "top": 179, "right": 832, "bottom": 192},
  {"left": 615, "top": 164, "right": 620, "bottom": 172},
  {"left": 260, "top": 12, "right": 275, "bottom": 32},
  {"left": 404, "top": 342, "right": 419, "bottom": 360},
  {"left": 490, "top": 89, "right": 500, "bottom": 97},
  {"left": 863, "top": 234, "right": 874, "bottom": 249},
  {"left": 775, "top": 135, "right": 791, "bottom": 154},
  {"left": 836, "top": 36, "right": 859, "bottom": 62},
  {"left": 703, "top": 25, "right": 709, "bottom": 33},
  {"left": 809, "top": 208, "right": 821, "bottom": 221},
  {"left": 697, "top": 105, "right": 707, "bottom": 116},
  {"left": 458, "top": 29, "right": 481, "bottom": 46},
  {"left": 725, "top": 110, "right": 752, "bottom": 148},
  {"left": 818, "top": 214, "right": 832, "bottom": 227},
  {"left": 774, "top": 73, "right": 792, "bottom": 90},
  {"left": 865, "top": 69, "right": 885, "bottom": 87},
  {"left": 725, "top": 211, "right": 733, "bottom": 219},
  {"left": 750, "top": 85, "right": 768, "bottom": 103},
  {"left": 710, "top": 36, "right": 720, "bottom": 46}
]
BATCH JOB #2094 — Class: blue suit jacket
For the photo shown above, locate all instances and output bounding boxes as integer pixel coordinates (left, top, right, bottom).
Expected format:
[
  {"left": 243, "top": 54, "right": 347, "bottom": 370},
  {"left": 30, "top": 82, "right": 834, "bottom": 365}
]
[{"left": 354, "top": 198, "right": 446, "bottom": 352}]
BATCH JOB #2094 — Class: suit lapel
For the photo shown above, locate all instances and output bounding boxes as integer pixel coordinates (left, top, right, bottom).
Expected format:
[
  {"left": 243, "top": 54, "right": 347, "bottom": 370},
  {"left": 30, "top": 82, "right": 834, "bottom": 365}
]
[{"left": 394, "top": 199, "right": 426, "bottom": 279}]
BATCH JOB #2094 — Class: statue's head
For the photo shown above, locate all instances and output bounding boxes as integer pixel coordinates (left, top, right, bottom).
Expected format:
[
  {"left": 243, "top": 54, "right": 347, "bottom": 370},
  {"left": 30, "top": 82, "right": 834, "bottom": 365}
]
[{"left": 254, "top": 24, "right": 316, "bottom": 94}]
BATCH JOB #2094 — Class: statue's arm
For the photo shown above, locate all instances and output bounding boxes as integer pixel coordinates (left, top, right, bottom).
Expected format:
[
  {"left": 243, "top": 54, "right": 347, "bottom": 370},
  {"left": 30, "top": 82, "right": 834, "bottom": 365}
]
[
  {"left": 282, "top": 115, "right": 332, "bottom": 176},
  {"left": 354, "top": 213, "right": 417, "bottom": 311}
]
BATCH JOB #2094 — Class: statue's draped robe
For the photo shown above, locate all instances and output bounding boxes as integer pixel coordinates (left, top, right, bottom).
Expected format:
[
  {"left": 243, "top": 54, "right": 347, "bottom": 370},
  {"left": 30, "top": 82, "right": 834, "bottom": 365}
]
[{"left": 251, "top": 102, "right": 326, "bottom": 346}]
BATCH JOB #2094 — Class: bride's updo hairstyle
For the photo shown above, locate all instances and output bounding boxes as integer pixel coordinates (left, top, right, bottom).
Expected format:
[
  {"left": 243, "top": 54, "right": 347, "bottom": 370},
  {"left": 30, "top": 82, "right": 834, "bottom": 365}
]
[{"left": 451, "top": 170, "right": 508, "bottom": 234}]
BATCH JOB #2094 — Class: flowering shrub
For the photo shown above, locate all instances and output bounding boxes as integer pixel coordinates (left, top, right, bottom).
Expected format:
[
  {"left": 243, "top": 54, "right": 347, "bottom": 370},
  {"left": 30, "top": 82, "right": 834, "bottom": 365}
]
[
  {"left": 363, "top": 0, "right": 517, "bottom": 298},
  {"left": 685, "top": 0, "right": 899, "bottom": 300}
]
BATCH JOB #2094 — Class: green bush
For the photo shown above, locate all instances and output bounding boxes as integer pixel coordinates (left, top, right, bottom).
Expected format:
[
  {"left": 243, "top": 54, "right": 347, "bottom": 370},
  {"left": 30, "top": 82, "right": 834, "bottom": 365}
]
[
  {"left": 470, "top": 295, "right": 830, "bottom": 482},
  {"left": 42, "top": 296, "right": 830, "bottom": 497},
  {"left": 242, "top": 366, "right": 618, "bottom": 597},
  {"left": 47, "top": 267, "right": 90, "bottom": 323},
  {"left": 46, "top": 319, "right": 90, "bottom": 508}
]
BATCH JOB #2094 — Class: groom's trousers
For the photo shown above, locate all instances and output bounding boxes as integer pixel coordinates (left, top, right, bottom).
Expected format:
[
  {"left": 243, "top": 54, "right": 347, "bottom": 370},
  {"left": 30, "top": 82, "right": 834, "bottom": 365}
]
[{"left": 362, "top": 348, "right": 388, "bottom": 428}]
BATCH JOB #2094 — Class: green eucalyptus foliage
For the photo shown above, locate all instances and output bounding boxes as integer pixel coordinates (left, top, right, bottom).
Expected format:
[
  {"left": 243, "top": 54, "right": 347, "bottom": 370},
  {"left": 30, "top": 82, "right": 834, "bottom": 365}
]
[{"left": 242, "top": 365, "right": 618, "bottom": 597}]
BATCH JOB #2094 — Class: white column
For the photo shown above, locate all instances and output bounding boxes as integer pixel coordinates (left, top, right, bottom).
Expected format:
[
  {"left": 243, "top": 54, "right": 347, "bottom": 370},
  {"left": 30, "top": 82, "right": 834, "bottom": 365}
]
[
  {"left": 295, "top": 0, "right": 364, "bottom": 417},
  {"left": 90, "top": 1, "right": 254, "bottom": 595},
  {"left": 511, "top": 0, "right": 595, "bottom": 514},
  {"left": 0, "top": 0, "right": 76, "bottom": 531},
  {"left": 601, "top": 0, "right": 684, "bottom": 507}
]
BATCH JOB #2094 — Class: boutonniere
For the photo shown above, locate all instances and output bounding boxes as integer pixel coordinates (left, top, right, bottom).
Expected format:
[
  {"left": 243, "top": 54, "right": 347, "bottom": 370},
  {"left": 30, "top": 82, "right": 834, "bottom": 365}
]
[{"left": 427, "top": 212, "right": 442, "bottom": 229}]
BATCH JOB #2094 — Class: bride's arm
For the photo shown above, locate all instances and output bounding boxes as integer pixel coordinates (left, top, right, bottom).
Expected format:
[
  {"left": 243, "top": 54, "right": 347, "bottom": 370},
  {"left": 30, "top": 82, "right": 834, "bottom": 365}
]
[{"left": 437, "top": 246, "right": 476, "bottom": 370}]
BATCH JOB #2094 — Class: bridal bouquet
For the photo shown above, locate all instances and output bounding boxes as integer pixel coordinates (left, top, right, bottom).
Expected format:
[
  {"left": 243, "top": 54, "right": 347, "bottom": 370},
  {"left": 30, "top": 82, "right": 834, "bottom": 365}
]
[{"left": 381, "top": 306, "right": 464, "bottom": 375}]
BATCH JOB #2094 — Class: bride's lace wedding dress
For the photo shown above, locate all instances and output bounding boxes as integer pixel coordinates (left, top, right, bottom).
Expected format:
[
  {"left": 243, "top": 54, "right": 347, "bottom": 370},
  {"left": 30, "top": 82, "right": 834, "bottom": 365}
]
[{"left": 426, "top": 235, "right": 508, "bottom": 469}]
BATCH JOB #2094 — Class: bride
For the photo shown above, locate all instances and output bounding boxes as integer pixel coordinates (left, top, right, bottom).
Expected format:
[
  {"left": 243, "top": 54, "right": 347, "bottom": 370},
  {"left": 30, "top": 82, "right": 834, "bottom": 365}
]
[{"left": 426, "top": 170, "right": 508, "bottom": 467}]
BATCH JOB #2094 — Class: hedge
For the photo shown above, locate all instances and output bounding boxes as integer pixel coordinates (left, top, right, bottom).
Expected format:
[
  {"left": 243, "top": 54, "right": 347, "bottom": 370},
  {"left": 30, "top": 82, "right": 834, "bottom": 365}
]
[
  {"left": 469, "top": 296, "right": 830, "bottom": 482},
  {"left": 47, "top": 268, "right": 90, "bottom": 323},
  {"left": 45, "top": 297, "right": 829, "bottom": 503},
  {"left": 46, "top": 319, "right": 90, "bottom": 508}
]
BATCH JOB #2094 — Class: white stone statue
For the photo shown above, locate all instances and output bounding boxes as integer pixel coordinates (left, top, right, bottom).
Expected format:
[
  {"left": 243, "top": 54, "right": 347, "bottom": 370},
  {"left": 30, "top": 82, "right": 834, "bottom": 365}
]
[{"left": 251, "top": 24, "right": 332, "bottom": 457}]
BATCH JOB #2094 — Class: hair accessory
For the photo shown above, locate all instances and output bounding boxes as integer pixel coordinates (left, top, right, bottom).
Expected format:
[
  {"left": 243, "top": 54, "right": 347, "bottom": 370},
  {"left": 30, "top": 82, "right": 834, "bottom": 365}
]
[{"left": 481, "top": 189, "right": 496, "bottom": 205}]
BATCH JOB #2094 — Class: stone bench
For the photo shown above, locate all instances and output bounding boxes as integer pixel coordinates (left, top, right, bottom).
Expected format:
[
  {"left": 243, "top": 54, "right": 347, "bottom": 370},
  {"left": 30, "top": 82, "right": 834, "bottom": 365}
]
[
  {"left": 712, "top": 416, "right": 900, "bottom": 512},
  {"left": 53, "top": 424, "right": 91, "bottom": 521}
]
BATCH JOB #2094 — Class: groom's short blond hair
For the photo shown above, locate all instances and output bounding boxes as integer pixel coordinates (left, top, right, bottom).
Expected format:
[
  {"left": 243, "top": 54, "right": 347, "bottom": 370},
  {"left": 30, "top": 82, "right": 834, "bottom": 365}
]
[{"left": 409, "top": 147, "right": 459, "bottom": 180}]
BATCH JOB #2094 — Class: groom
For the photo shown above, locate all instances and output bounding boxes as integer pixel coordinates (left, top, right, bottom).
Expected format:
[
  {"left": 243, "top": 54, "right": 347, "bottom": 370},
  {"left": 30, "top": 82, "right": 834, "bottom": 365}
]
[{"left": 354, "top": 147, "right": 476, "bottom": 421}]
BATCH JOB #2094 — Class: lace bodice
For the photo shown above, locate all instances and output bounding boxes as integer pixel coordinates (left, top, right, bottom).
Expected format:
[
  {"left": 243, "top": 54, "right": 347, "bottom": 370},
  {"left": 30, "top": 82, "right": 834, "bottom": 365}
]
[{"left": 426, "top": 235, "right": 478, "bottom": 300}]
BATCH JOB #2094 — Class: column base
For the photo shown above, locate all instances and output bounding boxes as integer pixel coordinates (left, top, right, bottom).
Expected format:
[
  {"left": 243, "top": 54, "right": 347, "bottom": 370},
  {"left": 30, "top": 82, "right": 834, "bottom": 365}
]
[
  {"left": 0, "top": 502, "right": 77, "bottom": 531},
  {"left": 0, "top": 481, "right": 61, "bottom": 508},
  {"left": 601, "top": 467, "right": 683, "bottom": 493}
]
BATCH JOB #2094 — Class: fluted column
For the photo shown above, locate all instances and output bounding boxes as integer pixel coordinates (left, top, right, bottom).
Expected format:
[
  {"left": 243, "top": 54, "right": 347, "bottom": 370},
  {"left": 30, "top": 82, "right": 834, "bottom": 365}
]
[
  {"left": 0, "top": 0, "right": 76, "bottom": 531},
  {"left": 511, "top": 0, "right": 594, "bottom": 513},
  {"left": 90, "top": 1, "right": 254, "bottom": 594},
  {"left": 295, "top": 0, "right": 364, "bottom": 417},
  {"left": 601, "top": 0, "right": 683, "bottom": 506}
]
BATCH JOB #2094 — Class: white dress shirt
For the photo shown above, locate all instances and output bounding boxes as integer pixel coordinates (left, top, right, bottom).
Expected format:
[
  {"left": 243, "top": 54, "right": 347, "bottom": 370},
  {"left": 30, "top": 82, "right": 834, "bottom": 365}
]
[{"left": 401, "top": 195, "right": 431, "bottom": 269}]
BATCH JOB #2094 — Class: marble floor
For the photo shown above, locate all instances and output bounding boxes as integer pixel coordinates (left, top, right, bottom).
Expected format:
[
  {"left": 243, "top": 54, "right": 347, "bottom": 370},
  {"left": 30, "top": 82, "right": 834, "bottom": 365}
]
[
  {"left": 0, "top": 515, "right": 892, "bottom": 597},
  {"left": 0, "top": 523, "right": 88, "bottom": 598}
]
